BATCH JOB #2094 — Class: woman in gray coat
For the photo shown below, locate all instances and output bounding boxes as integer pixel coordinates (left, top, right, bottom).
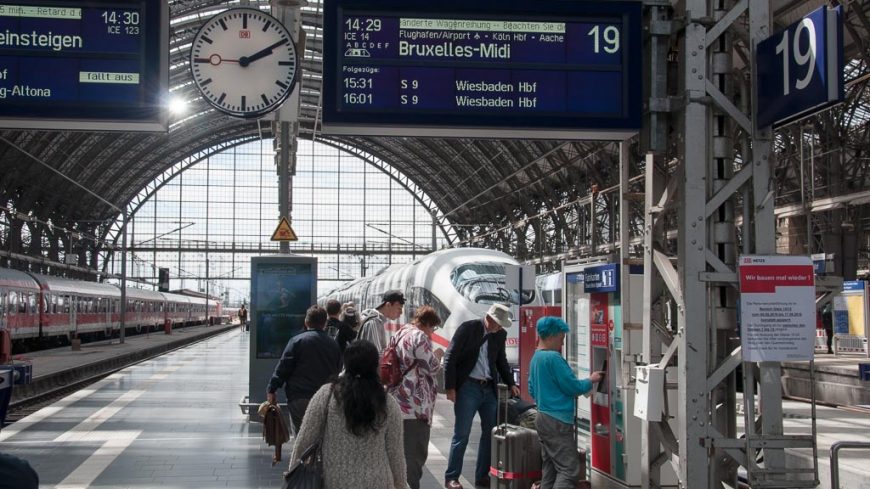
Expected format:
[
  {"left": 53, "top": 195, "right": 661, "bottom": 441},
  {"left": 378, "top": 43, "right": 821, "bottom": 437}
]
[{"left": 289, "top": 340, "right": 408, "bottom": 489}]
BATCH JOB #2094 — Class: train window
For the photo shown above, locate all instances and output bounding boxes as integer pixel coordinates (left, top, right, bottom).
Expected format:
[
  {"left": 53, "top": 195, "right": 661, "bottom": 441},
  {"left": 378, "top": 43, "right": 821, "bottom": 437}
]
[
  {"left": 19, "top": 293, "right": 27, "bottom": 314},
  {"left": 405, "top": 286, "right": 452, "bottom": 326},
  {"left": 450, "top": 263, "right": 536, "bottom": 306}
]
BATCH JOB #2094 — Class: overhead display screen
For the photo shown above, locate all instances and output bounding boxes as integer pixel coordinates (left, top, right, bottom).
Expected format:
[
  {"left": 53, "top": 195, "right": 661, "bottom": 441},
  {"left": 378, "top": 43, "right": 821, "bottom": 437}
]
[
  {"left": 0, "top": 0, "right": 168, "bottom": 131},
  {"left": 323, "top": 0, "right": 642, "bottom": 140}
]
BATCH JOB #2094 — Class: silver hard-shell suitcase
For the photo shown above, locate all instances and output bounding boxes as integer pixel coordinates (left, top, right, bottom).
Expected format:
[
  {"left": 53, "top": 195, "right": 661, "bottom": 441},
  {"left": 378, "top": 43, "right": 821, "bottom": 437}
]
[{"left": 490, "top": 384, "right": 542, "bottom": 489}]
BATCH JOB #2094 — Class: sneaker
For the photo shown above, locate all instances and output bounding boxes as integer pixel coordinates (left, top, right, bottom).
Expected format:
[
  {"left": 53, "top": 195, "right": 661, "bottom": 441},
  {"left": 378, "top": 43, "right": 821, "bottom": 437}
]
[{"left": 445, "top": 480, "right": 463, "bottom": 489}]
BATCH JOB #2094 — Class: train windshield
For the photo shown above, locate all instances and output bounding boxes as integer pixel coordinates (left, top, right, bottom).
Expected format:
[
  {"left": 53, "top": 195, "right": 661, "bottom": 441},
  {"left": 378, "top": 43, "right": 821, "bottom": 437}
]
[{"left": 450, "top": 263, "right": 536, "bottom": 305}]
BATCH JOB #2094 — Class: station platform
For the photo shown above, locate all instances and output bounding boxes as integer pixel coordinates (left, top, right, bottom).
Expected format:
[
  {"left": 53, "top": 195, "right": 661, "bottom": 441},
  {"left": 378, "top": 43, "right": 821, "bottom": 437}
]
[
  {"left": 10, "top": 322, "right": 237, "bottom": 404},
  {"left": 783, "top": 353, "right": 870, "bottom": 407},
  {"left": 0, "top": 329, "right": 488, "bottom": 489},
  {"left": 1, "top": 328, "right": 868, "bottom": 488}
]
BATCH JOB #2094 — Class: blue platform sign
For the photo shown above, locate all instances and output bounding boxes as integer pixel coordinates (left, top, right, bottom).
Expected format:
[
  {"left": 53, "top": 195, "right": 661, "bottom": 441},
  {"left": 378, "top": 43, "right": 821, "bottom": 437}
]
[
  {"left": 843, "top": 280, "right": 864, "bottom": 292},
  {"left": 323, "top": 0, "right": 642, "bottom": 140},
  {"left": 583, "top": 264, "right": 619, "bottom": 294},
  {"left": 756, "top": 6, "right": 843, "bottom": 129}
]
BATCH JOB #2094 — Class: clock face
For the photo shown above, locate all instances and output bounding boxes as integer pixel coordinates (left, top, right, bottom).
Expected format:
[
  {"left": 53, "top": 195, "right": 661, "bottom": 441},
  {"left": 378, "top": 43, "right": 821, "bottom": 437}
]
[{"left": 190, "top": 8, "right": 298, "bottom": 119}]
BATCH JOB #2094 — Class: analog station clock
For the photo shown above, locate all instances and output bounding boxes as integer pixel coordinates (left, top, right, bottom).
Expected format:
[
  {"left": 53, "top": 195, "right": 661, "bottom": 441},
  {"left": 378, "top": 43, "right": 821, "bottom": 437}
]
[{"left": 190, "top": 8, "right": 298, "bottom": 119}]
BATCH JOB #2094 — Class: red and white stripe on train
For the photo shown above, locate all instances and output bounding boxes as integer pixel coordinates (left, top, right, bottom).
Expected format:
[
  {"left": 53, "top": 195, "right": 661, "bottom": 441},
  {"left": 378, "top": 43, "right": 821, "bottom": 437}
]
[
  {"left": 0, "top": 267, "right": 221, "bottom": 348},
  {"left": 320, "top": 248, "right": 539, "bottom": 365}
]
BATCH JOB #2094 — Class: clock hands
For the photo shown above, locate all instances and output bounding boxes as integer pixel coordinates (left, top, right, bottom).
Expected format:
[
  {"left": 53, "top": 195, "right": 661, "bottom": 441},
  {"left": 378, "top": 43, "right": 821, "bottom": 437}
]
[
  {"left": 193, "top": 54, "right": 239, "bottom": 66},
  {"left": 239, "top": 39, "right": 288, "bottom": 67}
]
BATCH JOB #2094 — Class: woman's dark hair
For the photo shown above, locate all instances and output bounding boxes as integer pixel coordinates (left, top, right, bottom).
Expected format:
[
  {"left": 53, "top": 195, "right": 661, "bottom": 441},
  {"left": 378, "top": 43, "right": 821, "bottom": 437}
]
[{"left": 334, "top": 340, "right": 387, "bottom": 436}]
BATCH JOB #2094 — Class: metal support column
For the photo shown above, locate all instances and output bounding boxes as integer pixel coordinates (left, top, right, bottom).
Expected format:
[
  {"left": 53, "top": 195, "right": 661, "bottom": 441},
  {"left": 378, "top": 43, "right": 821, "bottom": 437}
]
[
  {"left": 272, "top": 0, "right": 304, "bottom": 254},
  {"left": 640, "top": 1, "right": 812, "bottom": 487}
]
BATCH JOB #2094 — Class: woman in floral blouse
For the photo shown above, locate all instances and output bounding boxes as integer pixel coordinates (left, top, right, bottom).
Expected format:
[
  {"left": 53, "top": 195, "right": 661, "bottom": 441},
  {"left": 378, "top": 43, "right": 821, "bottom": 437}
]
[{"left": 387, "top": 305, "right": 443, "bottom": 489}]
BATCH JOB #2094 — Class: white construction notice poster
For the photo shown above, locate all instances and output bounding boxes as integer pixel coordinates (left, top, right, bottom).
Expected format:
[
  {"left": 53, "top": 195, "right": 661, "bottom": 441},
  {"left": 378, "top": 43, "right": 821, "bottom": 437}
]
[{"left": 738, "top": 255, "right": 816, "bottom": 362}]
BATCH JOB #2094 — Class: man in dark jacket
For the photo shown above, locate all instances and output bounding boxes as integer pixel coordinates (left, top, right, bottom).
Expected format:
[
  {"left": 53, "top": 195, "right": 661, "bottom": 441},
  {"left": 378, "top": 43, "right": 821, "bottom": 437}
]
[
  {"left": 443, "top": 303, "right": 520, "bottom": 489},
  {"left": 266, "top": 305, "right": 341, "bottom": 433}
]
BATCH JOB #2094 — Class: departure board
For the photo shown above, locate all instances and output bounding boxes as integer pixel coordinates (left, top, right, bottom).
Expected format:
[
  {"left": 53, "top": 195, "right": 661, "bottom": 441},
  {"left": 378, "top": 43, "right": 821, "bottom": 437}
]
[
  {"left": 323, "top": 0, "right": 642, "bottom": 140},
  {"left": 0, "top": 0, "right": 168, "bottom": 131}
]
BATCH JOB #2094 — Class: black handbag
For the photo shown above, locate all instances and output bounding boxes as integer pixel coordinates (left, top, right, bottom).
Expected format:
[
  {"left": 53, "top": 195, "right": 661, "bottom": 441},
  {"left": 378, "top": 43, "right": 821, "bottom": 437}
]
[
  {"left": 282, "top": 442, "right": 323, "bottom": 489},
  {"left": 282, "top": 387, "right": 332, "bottom": 489}
]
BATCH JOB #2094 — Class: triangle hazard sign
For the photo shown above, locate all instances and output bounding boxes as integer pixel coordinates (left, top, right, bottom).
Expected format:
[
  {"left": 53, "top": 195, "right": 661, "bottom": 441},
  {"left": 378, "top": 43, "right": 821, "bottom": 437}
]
[{"left": 271, "top": 217, "right": 298, "bottom": 241}]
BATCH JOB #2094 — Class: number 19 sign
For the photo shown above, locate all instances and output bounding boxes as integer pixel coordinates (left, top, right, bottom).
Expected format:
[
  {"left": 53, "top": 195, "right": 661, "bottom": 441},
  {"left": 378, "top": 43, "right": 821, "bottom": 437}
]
[{"left": 756, "top": 6, "right": 843, "bottom": 129}]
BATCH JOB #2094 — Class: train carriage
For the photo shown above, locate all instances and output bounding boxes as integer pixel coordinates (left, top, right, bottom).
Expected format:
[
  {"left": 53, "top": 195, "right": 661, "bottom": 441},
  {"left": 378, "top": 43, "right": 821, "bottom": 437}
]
[
  {"left": 0, "top": 268, "right": 42, "bottom": 339},
  {"left": 0, "top": 268, "right": 223, "bottom": 350},
  {"left": 30, "top": 273, "right": 122, "bottom": 340},
  {"left": 322, "top": 248, "right": 539, "bottom": 364},
  {"left": 125, "top": 287, "right": 168, "bottom": 331}
]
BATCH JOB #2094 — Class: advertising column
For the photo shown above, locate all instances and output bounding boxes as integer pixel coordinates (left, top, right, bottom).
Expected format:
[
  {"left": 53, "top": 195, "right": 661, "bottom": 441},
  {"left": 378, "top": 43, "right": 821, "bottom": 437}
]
[{"left": 248, "top": 255, "right": 317, "bottom": 417}]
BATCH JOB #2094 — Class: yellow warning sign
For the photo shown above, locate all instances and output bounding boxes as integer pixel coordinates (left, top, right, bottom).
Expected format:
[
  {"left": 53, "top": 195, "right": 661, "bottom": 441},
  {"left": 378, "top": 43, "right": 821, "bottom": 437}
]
[{"left": 271, "top": 217, "right": 298, "bottom": 242}]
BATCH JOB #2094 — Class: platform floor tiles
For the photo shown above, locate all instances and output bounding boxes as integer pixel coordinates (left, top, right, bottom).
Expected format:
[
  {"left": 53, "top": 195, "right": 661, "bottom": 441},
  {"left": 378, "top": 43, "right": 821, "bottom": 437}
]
[{"left": 0, "top": 330, "right": 486, "bottom": 488}]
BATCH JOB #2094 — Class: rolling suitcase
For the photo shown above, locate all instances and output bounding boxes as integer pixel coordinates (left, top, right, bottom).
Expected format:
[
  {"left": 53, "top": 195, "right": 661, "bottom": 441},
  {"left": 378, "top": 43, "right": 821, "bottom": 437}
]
[{"left": 490, "top": 384, "right": 542, "bottom": 489}]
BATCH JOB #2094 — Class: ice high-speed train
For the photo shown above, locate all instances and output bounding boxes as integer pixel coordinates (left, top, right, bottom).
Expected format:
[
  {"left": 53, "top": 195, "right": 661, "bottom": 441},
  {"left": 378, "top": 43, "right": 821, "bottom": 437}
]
[
  {"left": 0, "top": 267, "right": 221, "bottom": 351},
  {"left": 321, "top": 248, "right": 539, "bottom": 364}
]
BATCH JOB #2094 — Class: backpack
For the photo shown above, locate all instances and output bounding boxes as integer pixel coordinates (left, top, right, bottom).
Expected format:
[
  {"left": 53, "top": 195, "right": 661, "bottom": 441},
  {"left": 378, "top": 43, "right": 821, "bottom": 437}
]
[{"left": 379, "top": 328, "right": 417, "bottom": 387}]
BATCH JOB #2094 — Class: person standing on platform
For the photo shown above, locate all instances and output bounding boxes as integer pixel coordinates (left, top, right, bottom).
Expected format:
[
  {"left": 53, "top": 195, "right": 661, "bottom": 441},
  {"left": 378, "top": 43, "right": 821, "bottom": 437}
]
[
  {"left": 290, "top": 340, "right": 408, "bottom": 489},
  {"left": 326, "top": 299, "right": 343, "bottom": 339},
  {"left": 336, "top": 304, "right": 359, "bottom": 354},
  {"left": 387, "top": 305, "right": 443, "bottom": 489},
  {"left": 822, "top": 302, "right": 834, "bottom": 354},
  {"left": 443, "top": 303, "right": 519, "bottom": 489},
  {"left": 528, "top": 316, "right": 604, "bottom": 489},
  {"left": 238, "top": 304, "right": 248, "bottom": 332},
  {"left": 359, "top": 290, "right": 405, "bottom": 353},
  {"left": 266, "top": 305, "right": 341, "bottom": 434}
]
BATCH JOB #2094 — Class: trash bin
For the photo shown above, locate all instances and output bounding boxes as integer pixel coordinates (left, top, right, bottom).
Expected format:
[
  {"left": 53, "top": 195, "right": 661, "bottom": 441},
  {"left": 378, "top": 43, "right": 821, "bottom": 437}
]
[{"left": 859, "top": 363, "right": 870, "bottom": 382}]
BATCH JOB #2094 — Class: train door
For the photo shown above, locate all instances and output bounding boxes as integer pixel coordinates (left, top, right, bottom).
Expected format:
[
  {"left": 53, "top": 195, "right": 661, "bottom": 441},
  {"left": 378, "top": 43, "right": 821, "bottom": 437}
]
[
  {"left": 70, "top": 295, "right": 77, "bottom": 338},
  {"left": 0, "top": 290, "right": 6, "bottom": 331}
]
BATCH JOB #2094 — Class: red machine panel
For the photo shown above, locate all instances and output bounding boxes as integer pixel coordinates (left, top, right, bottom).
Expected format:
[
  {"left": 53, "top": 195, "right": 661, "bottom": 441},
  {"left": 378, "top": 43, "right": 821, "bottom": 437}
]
[
  {"left": 518, "top": 306, "right": 562, "bottom": 401},
  {"left": 589, "top": 293, "right": 611, "bottom": 475}
]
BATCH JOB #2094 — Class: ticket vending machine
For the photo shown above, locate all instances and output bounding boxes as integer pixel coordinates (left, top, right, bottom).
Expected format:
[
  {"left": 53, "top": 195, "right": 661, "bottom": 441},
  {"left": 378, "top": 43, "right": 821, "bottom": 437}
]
[{"left": 562, "top": 262, "right": 677, "bottom": 488}]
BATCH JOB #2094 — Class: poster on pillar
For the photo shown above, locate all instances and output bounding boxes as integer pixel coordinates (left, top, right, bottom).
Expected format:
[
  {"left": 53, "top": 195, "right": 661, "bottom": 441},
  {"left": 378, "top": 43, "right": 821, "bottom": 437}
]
[{"left": 738, "top": 255, "right": 816, "bottom": 362}]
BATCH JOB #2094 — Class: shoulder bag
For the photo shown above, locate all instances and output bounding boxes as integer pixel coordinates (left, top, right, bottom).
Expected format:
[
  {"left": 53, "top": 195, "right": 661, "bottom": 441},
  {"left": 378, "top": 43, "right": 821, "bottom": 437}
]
[{"left": 282, "top": 386, "right": 333, "bottom": 489}]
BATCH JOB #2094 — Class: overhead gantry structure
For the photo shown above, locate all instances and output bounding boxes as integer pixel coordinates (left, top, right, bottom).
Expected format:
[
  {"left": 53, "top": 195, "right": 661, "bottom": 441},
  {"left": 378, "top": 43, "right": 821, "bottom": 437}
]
[{"left": 0, "top": 0, "right": 865, "bottom": 280}]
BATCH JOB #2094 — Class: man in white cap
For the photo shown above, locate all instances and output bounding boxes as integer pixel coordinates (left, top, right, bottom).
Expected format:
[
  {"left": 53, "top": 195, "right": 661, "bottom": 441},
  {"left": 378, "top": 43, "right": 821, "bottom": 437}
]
[{"left": 443, "top": 303, "right": 520, "bottom": 489}]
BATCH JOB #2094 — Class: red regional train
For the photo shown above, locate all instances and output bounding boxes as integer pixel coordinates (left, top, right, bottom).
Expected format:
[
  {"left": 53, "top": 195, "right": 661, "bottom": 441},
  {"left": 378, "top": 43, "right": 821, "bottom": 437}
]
[{"left": 0, "top": 268, "right": 220, "bottom": 353}]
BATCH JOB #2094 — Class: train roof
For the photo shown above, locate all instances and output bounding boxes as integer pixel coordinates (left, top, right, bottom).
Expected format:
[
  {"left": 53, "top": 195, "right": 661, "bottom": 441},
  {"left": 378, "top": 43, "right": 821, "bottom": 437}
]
[
  {"left": 160, "top": 291, "right": 220, "bottom": 306},
  {"left": 125, "top": 287, "right": 169, "bottom": 301},
  {"left": 29, "top": 273, "right": 121, "bottom": 297},
  {"left": 0, "top": 268, "right": 40, "bottom": 290}
]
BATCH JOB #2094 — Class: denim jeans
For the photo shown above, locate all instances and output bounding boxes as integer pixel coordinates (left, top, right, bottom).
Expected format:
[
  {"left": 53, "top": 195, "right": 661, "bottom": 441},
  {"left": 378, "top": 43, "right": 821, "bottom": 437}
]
[{"left": 445, "top": 381, "right": 497, "bottom": 483}]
